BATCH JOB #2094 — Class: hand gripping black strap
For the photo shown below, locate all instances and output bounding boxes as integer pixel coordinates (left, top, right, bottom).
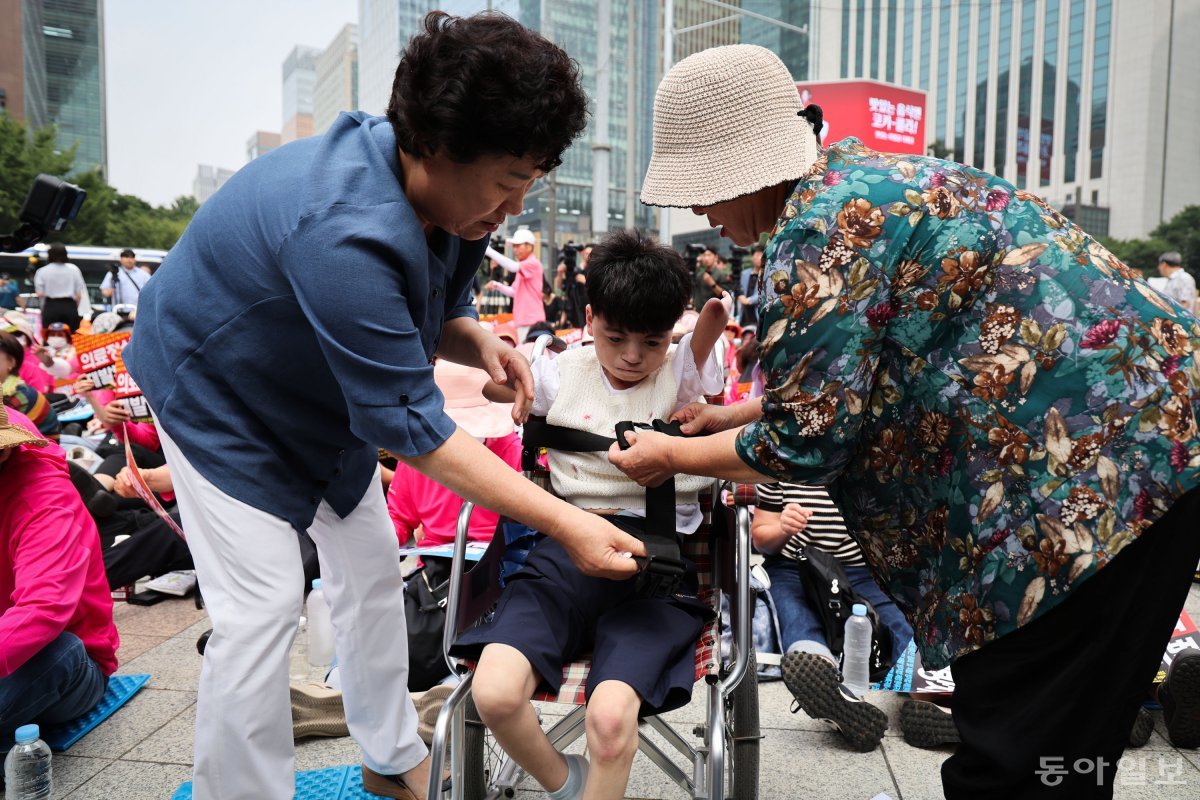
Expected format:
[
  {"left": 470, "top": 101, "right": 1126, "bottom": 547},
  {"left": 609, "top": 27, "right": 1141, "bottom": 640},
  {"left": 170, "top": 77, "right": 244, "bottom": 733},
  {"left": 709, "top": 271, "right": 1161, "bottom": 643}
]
[
  {"left": 522, "top": 416, "right": 694, "bottom": 599},
  {"left": 615, "top": 420, "right": 691, "bottom": 599}
]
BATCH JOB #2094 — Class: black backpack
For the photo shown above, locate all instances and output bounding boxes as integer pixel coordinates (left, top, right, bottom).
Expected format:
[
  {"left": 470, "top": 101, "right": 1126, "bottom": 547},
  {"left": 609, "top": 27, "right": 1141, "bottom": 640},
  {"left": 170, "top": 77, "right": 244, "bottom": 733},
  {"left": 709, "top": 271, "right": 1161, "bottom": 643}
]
[
  {"left": 794, "top": 546, "right": 895, "bottom": 683},
  {"left": 404, "top": 559, "right": 452, "bottom": 692}
]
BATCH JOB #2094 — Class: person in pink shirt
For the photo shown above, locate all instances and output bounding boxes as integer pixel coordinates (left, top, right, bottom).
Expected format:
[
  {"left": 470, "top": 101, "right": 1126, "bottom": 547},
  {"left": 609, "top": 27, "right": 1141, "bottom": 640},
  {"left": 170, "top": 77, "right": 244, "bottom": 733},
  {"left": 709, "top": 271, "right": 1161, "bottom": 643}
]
[
  {"left": 0, "top": 404, "right": 119, "bottom": 754},
  {"left": 388, "top": 358, "right": 522, "bottom": 551},
  {"left": 484, "top": 228, "right": 546, "bottom": 340}
]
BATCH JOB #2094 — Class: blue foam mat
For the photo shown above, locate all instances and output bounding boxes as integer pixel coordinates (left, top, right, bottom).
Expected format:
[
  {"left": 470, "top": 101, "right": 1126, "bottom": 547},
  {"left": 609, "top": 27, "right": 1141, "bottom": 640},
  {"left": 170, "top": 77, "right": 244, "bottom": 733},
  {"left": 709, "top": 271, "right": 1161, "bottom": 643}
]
[
  {"left": 43, "top": 673, "right": 151, "bottom": 751},
  {"left": 172, "top": 766, "right": 387, "bottom": 799}
]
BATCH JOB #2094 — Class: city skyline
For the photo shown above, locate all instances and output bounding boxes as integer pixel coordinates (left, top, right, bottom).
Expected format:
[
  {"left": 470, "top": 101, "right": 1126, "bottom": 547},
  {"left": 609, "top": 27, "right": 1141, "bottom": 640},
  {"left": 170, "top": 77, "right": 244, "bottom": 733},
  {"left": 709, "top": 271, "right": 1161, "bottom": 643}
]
[{"left": 91, "top": 1, "right": 1199, "bottom": 242}]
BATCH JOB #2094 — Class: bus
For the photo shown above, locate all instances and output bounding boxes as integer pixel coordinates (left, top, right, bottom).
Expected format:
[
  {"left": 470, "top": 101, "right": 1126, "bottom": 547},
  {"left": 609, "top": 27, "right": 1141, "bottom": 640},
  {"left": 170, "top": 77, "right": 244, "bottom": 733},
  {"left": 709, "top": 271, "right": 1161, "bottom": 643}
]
[{"left": 0, "top": 243, "right": 168, "bottom": 311}]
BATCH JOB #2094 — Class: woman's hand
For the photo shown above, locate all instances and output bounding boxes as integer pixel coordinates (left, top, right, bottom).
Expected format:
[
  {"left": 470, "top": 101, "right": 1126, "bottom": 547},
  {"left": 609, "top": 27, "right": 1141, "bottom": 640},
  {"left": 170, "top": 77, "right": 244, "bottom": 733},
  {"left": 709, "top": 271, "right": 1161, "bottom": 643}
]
[
  {"left": 671, "top": 402, "right": 736, "bottom": 435},
  {"left": 112, "top": 466, "right": 138, "bottom": 499},
  {"left": 478, "top": 336, "right": 534, "bottom": 424},
  {"left": 780, "top": 503, "right": 812, "bottom": 536},
  {"left": 607, "top": 429, "right": 676, "bottom": 488},
  {"left": 556, "top": 511, "right": 645, "bottom": 579},
  {"left": 32, "top": 344, "right": 53, "bottom": 367},
  {"left": 73, "top": 376, "right": 95, "bottom": 396},
  {"left": 99, "top": 399, "right": 131, "bottom": 428}
]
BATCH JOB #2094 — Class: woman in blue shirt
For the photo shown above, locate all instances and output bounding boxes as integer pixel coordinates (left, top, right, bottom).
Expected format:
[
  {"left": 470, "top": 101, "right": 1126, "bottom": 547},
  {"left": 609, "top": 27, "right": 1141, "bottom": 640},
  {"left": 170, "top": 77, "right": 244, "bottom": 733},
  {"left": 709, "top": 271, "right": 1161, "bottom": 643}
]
[{"left": 126, "top": 13, "right": 647, "bottom": 800}]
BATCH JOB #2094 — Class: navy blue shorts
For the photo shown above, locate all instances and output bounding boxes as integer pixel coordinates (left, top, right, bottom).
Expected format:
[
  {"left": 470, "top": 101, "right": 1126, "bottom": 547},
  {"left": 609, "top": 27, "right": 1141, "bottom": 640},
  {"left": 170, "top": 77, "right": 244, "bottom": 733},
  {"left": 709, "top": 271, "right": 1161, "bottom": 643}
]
[{"left": 451, "top": 521, "right": 709, "bottom": 716}]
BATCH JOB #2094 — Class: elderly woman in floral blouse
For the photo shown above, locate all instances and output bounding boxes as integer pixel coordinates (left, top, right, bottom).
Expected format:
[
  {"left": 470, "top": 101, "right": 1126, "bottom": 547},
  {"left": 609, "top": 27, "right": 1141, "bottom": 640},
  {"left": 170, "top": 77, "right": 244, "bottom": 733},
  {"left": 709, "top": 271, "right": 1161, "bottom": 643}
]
[{"left": 612, "top": 45, "right": 1200, "bottom": 798}]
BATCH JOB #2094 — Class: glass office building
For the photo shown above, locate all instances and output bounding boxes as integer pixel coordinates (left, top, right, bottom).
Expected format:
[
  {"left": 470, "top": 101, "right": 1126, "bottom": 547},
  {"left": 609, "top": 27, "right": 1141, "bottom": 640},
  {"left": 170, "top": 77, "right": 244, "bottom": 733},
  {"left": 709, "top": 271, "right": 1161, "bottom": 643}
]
[
  {"left": 823, "top": 0, "right": 1200, "bottom": 239},
  {"left": 31, "top": 0, "right": 106, "bottom": 176}
]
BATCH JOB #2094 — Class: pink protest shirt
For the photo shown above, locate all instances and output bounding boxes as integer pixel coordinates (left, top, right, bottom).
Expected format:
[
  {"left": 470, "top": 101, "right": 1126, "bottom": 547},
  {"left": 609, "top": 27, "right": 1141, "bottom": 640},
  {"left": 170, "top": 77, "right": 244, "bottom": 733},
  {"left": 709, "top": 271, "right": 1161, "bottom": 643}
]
[
  {"left": 0, "top": 409, "right": 120, "bottom": 677},
  {"left": 388, "top": 432, "right": 522, "bottom": 548},
  {"left": 18, "top": 355, "right": 55, "bottom": 396},
  {"left": 512, "top": 256, "right": 547, "bottom": 329}
]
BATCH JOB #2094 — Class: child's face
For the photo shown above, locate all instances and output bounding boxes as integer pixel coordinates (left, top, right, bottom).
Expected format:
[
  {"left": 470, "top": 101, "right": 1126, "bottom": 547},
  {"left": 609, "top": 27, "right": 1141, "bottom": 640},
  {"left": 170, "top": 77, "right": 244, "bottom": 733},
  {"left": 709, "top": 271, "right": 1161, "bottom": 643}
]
[{"left": 586, "top": 308, "right": 672, "bottom": 390}]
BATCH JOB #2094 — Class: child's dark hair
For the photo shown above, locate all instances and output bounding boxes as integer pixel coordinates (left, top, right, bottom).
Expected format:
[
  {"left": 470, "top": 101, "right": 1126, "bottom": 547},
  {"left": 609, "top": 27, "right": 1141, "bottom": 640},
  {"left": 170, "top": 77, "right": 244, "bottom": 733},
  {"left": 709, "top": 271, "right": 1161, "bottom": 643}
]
[
  {"left": 388, "top": 12, "right": 588, "bottom": 173},
  {"left": 586, "top": 230, "right": 692, "bottom": 333},
  {"left": 0, "top": 330, "right": 25, "bottom": 370}
]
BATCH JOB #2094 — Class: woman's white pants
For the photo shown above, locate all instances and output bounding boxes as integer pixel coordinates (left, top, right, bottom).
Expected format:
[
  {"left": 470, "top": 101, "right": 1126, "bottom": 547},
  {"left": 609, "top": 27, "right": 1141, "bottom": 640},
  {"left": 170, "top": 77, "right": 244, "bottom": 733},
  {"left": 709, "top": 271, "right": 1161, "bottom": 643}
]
[{"left": 158, "top": 425, "right": 424, "bottom": 800}]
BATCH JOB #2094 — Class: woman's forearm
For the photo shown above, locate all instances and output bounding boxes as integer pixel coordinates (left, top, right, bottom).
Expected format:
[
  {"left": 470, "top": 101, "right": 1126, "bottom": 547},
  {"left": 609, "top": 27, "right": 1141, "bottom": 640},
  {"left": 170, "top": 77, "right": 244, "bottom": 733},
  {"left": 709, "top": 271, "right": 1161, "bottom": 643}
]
[
  {"left": 399, "top": 428, "right": 579, "bottom": 542},
  {"left": 672, "top": 427, "right": 774, "bottom": 484},
  {"left": 436, "top": 316, "right": 492, "bottom": 370}
]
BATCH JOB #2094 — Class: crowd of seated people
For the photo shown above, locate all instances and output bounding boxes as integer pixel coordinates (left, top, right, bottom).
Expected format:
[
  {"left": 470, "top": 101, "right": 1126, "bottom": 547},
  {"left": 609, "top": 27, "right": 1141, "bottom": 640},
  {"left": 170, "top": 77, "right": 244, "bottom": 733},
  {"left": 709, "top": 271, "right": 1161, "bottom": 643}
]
[{"left": 6, "top": 226, "right": 1200, "bottom": 791}]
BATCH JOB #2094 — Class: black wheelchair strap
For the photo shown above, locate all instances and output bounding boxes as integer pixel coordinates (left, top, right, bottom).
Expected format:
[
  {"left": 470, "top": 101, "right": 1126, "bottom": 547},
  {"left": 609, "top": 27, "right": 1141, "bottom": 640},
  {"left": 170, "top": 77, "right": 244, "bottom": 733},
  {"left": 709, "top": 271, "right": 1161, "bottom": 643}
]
[{"left": 523, "top": 415, "right": 694, "bottom": 598}]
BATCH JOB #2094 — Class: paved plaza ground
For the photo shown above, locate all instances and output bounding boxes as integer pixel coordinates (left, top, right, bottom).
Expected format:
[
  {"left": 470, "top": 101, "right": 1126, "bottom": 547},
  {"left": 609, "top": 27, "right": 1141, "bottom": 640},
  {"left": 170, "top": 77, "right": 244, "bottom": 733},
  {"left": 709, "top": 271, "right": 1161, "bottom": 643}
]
[{"left": 23, "top": 583, "right": 1200, "bottom": 800}]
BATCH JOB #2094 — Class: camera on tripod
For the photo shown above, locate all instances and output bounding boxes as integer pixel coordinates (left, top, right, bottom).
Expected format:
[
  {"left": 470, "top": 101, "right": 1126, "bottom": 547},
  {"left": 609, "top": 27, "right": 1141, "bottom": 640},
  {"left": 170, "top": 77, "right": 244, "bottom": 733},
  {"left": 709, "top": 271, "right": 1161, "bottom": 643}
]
[
  {"left": 684, "top": 243, "right": 707, "bottom": 260},
  {"left": 728, "top": 245, "right": 750, "bottom": 285},
  {"left": 1, "top": 174, "right": 86, "bottom": 254},
  {"left": 559, "top": 241, "right": 581, "bottom": 271}
]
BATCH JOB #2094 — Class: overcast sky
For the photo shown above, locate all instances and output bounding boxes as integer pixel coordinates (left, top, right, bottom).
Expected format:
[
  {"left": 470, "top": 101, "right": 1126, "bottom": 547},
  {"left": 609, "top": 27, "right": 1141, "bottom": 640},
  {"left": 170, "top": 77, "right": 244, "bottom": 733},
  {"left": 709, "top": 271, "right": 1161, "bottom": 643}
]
[{"left": 105, "top": 0, "right": 358, "bottom": 207}]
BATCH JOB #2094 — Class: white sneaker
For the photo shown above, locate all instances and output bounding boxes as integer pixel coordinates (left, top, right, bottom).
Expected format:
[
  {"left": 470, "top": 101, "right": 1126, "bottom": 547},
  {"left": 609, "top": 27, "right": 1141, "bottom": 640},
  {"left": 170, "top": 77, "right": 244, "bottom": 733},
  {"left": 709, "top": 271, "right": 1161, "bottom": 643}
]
[{"left": 146, "top": 570, "right": 197, "bottom": 596}]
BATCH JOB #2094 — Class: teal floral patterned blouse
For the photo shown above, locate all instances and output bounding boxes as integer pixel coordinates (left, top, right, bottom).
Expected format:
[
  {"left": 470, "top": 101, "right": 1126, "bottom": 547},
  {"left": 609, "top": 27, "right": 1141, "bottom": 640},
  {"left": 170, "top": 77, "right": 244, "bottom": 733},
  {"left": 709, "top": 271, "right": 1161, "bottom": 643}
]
[{"left": 736, "top": 137, "right": 1200, "bottom": 669}]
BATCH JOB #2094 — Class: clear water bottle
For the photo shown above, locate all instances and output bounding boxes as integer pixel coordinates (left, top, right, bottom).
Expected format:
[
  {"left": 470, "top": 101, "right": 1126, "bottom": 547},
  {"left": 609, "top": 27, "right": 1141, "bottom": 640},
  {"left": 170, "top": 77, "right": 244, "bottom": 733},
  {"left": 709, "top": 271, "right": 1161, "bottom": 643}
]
[
  {"left": 289, "top": 615, "right": 309, "bottom": 681},
  {"left": 842, "top": 603, "right": 872, "bottom": 698},
  {"left": 306, "top": 579, "right": 335, "bottom": 668},
  {"left": 4, "top": 724, "right": 52, "bottom": 799}
]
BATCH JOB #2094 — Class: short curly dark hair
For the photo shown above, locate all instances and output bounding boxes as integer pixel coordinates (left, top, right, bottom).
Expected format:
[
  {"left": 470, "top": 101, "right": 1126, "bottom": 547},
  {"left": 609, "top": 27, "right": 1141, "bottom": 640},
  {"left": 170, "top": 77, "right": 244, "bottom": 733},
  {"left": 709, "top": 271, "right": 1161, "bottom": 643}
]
[
  {"left": 388, "top": 12, "right": 588, "bottom": 173},
  {"left": 586, "top": 230, "right": 692, "bottom": 334}
]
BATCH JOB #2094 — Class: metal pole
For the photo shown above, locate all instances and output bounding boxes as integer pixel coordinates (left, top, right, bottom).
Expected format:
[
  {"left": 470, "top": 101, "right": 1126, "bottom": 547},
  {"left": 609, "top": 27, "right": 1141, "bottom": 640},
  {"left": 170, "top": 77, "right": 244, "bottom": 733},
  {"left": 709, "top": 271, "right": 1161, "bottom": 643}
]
[
  {"left": 591, "top": 0, "right": 612, "bottom": 237},
  {"left": 624, "top": 0, "right": 637, "bottom": 230},
  {"left": 660, "top": 0, "right": 674, "bottom": 246}
]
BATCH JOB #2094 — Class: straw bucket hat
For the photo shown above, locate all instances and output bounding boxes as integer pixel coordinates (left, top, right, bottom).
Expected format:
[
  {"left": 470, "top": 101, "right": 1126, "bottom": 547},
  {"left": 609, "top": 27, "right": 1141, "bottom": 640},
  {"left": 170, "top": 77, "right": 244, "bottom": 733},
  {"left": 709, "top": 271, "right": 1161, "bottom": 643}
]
[
  {"left": 641, "top": 44, "right": 819, "bottom": 208},
  {"left": 0, "top": 404, "right": 48, "bottom": 451}
]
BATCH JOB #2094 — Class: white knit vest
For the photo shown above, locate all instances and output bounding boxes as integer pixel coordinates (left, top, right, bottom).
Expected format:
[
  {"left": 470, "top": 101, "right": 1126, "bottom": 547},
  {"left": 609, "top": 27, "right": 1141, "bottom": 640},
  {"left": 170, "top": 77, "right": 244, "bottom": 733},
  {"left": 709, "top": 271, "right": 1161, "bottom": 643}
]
[{"left": 545, "top": 346, "right": 710, "bottom": 513}]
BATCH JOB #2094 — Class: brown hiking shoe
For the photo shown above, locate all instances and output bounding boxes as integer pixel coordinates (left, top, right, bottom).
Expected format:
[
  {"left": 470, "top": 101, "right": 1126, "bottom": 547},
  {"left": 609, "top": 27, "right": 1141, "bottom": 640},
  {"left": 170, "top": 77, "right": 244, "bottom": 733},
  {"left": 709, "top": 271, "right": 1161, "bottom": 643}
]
[
  {"left": 360, "top": 764, "right": 421, "bottom": 800},
  {"left": 290, "top": 682, "right": 348, "bottom": 740}
]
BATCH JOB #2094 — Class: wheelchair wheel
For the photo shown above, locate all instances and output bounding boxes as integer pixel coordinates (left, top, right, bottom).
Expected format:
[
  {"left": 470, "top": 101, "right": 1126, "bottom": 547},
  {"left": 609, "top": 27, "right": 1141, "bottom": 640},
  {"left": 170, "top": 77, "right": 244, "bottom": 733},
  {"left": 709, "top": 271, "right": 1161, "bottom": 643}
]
[
  {"left": 463, "top": 694, "right": 514, "bottom": 799},
  {"left": 726, "top": 649, "right": 760, "bottom": 799}
]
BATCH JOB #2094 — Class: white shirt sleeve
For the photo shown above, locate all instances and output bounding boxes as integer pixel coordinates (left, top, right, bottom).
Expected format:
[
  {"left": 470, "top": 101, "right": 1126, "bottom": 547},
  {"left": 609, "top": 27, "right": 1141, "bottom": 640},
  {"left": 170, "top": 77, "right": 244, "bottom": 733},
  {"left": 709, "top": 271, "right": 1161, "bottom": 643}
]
[
  {"left": 485, "top": 247, "right": 519, "bottom": 275},
  {"left": 672, "top": 331, "right": 724, "bottom": 412},
  {"left": 530, "top": 355, "right": 561, "bottom": 417},
  {"left": 490, "top": 282, "right": 515, "bottom": 298},
  {"left": 99, "top": 272, "right": 114, "bottom": 290}
]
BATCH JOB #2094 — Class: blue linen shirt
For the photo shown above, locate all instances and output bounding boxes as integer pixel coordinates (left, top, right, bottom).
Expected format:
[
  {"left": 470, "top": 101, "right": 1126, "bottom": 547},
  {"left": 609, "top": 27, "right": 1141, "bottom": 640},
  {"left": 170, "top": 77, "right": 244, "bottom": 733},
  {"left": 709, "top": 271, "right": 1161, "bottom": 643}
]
[{"left": 125, "top": 112, "right": 486, "bottom": 532}]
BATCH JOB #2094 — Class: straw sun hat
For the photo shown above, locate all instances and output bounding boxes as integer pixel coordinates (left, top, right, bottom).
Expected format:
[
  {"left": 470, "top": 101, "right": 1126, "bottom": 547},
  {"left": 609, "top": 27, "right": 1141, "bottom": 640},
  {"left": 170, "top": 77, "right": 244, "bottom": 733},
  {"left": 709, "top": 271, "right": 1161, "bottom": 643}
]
[
  {"left": 0, "top": 404, "right": 48, "bottom": 451},
  {"left": 641, "top": 44, "right": 819, "bottom": 209}
]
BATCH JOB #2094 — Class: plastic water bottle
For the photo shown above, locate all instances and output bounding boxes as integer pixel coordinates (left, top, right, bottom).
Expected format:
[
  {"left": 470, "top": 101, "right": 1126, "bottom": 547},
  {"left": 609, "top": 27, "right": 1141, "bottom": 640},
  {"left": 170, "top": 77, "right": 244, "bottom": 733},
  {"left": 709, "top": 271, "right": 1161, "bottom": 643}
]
[
  {"left": 306, "top": 579, "right": 335, "bottom": 668},
  {"left": 289, "top": 615, "right": 309, "bottom": 681},
  {"left": 842, "top": 603, "right": 872, "bottom": 698},
  {"left": 4, "top": 724, "right": 52, "bottom": 799}
]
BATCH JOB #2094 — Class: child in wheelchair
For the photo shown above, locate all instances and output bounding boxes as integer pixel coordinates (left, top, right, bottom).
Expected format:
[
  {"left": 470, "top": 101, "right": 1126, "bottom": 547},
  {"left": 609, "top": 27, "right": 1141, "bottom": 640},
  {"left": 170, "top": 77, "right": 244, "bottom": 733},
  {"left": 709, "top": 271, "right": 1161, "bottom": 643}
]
[{"left": 451, "top": 230, "right": 732, "bottom": 799}]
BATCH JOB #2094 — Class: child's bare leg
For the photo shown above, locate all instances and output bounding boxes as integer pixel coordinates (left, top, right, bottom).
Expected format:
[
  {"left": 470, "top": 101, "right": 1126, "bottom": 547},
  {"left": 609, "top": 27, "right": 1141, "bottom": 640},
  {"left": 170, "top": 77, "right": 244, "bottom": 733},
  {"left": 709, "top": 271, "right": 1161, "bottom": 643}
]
[
  {"left": 472, "top": 643, "right": 569, "bottom": 792},
  {"left": 582, "top": 680, "right": 642, "bottom": 800}
]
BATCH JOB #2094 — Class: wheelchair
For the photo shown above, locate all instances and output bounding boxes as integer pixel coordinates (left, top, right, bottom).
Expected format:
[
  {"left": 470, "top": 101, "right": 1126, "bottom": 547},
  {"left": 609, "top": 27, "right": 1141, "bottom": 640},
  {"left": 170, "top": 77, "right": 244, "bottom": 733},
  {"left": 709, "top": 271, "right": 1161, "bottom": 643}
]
[{"left": 425, "top": 340, "right": 761, "bottom": 800}]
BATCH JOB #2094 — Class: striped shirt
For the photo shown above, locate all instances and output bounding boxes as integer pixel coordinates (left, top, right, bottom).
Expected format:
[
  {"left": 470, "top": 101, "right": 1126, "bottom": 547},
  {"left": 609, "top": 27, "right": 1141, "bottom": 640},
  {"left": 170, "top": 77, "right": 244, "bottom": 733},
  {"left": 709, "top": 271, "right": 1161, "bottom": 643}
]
[{"left": 755, "top": 482, "right": 863, "bottom": 566}]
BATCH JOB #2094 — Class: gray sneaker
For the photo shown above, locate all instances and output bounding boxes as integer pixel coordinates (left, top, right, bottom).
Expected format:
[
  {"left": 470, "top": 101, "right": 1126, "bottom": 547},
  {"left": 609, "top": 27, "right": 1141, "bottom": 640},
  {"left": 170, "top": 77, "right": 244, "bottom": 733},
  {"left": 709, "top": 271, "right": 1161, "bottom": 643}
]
[{"left": 781, "top": 651, "right": 887, "bottom": 752}]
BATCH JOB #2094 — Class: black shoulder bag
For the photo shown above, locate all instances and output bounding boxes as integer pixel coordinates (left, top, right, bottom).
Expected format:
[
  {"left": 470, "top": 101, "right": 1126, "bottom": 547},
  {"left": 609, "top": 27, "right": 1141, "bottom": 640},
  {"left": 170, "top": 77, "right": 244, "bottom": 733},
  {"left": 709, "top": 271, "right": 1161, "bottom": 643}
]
[{"left": 794, "top": 545, "right": 895, "bottom": 683}]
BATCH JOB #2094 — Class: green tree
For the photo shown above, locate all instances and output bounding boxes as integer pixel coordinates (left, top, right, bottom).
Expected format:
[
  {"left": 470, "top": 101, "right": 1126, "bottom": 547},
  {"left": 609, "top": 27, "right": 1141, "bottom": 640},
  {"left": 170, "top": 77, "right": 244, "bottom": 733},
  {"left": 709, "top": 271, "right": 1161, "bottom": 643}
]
[
  {"left": 1, "top": 113, "right": 196, "bottom": 250},
  {"left": 1097, "top": 236, "right": 1174, "bottom": 277},
  {"left": 1150, "top": 205, "right": 1200, "bottom": 274},
  {"left": 0, "top": 114, "right": 75, "bottom": 235}
]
